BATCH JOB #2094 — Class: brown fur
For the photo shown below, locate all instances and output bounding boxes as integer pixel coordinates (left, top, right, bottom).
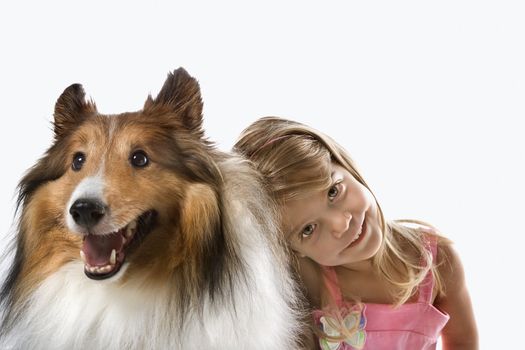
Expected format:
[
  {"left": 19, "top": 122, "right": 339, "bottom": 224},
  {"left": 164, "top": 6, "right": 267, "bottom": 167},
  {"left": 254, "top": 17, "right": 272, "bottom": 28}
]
[
  {"left": 1, "top": 69, "right": 309, "bottom": 349},
  {"left": 2, "top": 68, "right": 242, "bottom": 326}
]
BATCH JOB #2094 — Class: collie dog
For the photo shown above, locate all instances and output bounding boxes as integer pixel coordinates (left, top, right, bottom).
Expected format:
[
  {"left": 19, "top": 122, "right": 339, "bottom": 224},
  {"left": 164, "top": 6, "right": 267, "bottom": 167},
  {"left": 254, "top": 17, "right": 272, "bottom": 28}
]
[{"left": 0, "top": 68, "right": 305, "bottom": 349}]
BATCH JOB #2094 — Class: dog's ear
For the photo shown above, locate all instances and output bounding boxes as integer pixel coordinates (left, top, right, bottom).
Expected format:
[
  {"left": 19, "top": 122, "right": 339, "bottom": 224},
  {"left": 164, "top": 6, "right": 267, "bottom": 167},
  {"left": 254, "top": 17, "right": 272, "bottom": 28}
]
[
  {"left": 54, "top": 84, "right": 97, "bottom": 139},
  {"left": 144, "top": 68, "right": 204, "bottom": 135}
]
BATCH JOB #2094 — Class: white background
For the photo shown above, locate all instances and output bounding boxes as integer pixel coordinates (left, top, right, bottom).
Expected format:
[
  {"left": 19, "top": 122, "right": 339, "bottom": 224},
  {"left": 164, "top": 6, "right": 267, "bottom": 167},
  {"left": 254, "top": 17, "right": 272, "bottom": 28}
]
[{"left": 1, "top": 1, "right": 523, "bottom": 348}]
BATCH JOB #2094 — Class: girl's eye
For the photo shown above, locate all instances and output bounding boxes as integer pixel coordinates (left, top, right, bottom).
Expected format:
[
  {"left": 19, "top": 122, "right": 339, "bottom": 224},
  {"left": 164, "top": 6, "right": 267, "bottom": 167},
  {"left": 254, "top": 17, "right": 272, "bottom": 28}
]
[
  {"left": 301, "top": 224, "right": 316, "bottom": 238},
  {"left": 72, "top": 152, "right": 86, "bottom": 171},
  {"left": 328, "top": 183, "right": 341, "bottom": 200},
  {"left": 130, "top": 150, "right": 149, "bottom": 168}
]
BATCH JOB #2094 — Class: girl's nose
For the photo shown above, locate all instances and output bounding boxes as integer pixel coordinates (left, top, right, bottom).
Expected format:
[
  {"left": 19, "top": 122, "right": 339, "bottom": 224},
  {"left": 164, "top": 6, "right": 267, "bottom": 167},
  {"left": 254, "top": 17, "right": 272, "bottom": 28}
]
[{"left": 331, "top": 211, "right": 351, "bottom": 238}]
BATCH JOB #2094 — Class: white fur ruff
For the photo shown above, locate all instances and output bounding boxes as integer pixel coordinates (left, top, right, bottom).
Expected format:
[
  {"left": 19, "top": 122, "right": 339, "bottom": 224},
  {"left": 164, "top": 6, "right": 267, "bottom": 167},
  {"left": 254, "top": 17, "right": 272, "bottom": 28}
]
[
  {"left": 4, "top": 264, "right": 295, "bottom": 349},
  {"left": 2, "top": 163, "right": 301, "bottom": 349}
]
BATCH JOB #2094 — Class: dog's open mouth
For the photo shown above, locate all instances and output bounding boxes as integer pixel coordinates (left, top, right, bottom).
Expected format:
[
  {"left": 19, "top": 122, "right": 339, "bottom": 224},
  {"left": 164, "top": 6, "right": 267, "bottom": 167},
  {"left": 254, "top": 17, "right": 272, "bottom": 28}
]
[{"left": 80, "top": 210, "right": 156, "bottom": 280}]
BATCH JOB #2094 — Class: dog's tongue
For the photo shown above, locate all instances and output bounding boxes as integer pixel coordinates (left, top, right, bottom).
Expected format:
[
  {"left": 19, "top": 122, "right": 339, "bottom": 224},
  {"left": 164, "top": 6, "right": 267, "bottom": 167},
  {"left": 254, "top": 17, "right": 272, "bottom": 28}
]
[{"left": 82, "top": 233, "right": 123, "bottom": 266}]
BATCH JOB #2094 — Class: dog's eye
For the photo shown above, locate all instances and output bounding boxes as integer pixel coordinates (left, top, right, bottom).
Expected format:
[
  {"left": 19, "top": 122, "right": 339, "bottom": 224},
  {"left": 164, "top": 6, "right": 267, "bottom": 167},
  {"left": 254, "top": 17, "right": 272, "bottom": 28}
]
[
  {"left": 130, "top": 150, "right": 149, "bottom": 168},
  {"left": 72, "top": 152, "right": 86, "bottom": 171}
]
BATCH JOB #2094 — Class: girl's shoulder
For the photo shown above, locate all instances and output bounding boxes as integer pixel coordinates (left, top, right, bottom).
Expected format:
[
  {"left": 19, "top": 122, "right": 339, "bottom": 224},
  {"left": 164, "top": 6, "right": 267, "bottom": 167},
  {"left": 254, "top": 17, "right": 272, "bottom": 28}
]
[
  {"left": 410, "top": 223, "right": 462, "bottom": 303},
  {"left": 411, "top": 224, "right": 454, "bottom": 265},
  {"left": 395, "top": 219, "right": 452, "bottom": 250},
  {"left": 434, "top": 239, "right": 462, "bottom": 287},
  {"left": 408, "top": 223, "right": 455, "bottom": 276}
]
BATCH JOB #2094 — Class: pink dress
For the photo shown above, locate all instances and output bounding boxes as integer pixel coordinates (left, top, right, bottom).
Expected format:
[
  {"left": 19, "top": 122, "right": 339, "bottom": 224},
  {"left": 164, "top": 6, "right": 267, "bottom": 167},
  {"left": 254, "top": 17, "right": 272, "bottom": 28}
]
[{"left": 313, "top": 238, "right": 450, "bottom": 350}]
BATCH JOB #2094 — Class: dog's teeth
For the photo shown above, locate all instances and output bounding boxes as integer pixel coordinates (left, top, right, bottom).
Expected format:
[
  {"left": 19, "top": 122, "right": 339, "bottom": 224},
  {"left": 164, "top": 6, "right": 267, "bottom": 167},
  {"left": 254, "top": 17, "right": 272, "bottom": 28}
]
[
  {"left": 85, "top": 263, "right": 114, "bottom": 275},
  {"left": 80, "top": 251, "right": 86, "bottom": 263},
  {"left": 110, "top": 249, "right": 116, "bottom": 265},
  {"left": 126, "top": 221, "right": 137, "bottom": 238},
  {"left": 125, "top": 225, "right": 135, "bottom": 239}
]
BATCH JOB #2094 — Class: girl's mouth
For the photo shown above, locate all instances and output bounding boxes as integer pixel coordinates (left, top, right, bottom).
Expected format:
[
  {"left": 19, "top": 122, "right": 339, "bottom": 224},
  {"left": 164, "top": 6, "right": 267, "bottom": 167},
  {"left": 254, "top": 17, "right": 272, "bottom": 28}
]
[{"left": 348, "top": 218, "right": 367, "bottom": 248}]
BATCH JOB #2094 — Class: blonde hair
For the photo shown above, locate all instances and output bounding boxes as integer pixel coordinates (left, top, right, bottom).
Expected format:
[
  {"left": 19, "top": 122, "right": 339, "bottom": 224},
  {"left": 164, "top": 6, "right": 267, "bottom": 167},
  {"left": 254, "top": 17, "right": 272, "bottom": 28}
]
[{"left": 234, "top": 116, "right": 450, "bottom": 308}]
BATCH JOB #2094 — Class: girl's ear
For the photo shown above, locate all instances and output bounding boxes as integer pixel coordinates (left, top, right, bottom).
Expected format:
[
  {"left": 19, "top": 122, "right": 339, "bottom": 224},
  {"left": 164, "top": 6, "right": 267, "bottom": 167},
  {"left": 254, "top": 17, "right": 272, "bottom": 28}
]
[
  {"left": 143, "top": 67, "right": 204, "bottom": 137},
  {"left": 53, "top": 84, "right": 97, "bottom": 140}
]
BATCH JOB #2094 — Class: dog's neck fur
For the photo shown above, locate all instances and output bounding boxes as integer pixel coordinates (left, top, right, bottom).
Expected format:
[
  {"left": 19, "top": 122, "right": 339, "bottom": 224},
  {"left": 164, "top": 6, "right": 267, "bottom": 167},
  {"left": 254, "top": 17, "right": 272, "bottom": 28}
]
[
  {"left": 2, "top": 158, "right": 303, "bottom": 349},
  {"left": 4, "top": 254, "right": 296, "bottom": 349}
]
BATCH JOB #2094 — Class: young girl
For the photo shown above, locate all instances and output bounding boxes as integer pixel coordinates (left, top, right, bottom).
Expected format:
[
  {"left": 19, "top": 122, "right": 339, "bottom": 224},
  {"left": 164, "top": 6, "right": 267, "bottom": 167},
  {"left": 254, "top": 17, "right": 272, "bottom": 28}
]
[{"left": 234, "top": 117, "right": 478, "bottom": 350}]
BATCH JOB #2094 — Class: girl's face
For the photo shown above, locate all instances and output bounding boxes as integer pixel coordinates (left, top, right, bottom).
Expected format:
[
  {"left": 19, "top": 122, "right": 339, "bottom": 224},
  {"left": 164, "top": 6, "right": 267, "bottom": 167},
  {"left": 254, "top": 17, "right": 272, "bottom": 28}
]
[{"left": 283, "top": 163, "right": 382, "bottom": 268}]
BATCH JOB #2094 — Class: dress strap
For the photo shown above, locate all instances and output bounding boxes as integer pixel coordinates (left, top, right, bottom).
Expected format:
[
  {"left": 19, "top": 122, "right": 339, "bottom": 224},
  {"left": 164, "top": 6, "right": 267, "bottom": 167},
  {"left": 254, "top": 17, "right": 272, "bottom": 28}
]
[
  {"left": 417, "top": 234, "right": 438, "bottom": 303},
  {"left": 321, "top": 266, "right": 344, "bottom": 305}
]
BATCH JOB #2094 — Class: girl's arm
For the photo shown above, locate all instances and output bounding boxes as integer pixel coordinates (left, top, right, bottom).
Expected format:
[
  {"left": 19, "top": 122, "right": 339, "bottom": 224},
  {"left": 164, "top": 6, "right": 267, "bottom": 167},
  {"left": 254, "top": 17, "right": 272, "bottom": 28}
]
[{"left": 434, "top": 243, "right": 479, "bottom": 350}]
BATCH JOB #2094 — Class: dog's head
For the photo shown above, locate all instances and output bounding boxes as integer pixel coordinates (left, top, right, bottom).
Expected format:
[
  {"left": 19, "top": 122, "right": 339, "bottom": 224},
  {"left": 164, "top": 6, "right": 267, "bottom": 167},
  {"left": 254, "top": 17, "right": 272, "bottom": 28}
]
[{"left": 6, "top": 69, "right": 229, "bottom": 292}]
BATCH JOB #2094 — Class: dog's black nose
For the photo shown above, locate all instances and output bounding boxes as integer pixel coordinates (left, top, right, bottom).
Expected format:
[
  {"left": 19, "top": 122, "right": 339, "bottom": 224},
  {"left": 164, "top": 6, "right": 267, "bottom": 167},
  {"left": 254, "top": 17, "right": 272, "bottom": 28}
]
[{"left": 69, "top": 199, "right": 106, "bottom": 228}]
